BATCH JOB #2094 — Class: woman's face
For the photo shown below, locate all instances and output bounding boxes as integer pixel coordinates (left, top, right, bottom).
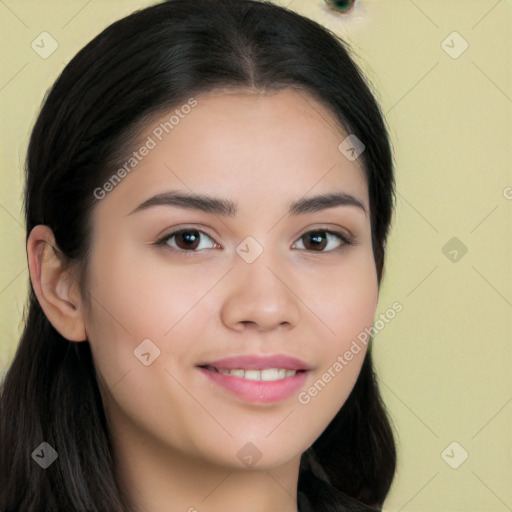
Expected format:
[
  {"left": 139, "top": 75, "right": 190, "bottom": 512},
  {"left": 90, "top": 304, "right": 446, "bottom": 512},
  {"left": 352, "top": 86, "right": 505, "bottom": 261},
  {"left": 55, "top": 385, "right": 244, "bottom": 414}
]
[{"left": 83, "top": 88, "right": 378, "bottom": 472}]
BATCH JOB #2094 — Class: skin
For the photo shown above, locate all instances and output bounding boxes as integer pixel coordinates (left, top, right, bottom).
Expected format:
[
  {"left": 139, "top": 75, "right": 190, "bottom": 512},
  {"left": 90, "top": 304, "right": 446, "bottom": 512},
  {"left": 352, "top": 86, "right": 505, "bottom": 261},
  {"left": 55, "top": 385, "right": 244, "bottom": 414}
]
[{"left": 27, "top": 88, "right": 378, "bottom": 512}]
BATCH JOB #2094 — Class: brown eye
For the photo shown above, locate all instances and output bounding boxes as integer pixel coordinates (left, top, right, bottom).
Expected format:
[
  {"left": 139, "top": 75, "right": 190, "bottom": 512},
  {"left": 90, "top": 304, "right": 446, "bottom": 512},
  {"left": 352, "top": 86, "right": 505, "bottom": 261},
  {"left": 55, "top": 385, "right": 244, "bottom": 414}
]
[
  {"left": 303, "top": 231, "right": 328, "bottom": 251},
  {"left": 158, "top": 229, "right": 217, "bottom": 252},
  {"left": 174, "top": 230, "right": 201, "bottom": 250},
  {"left": 293, "top": 230, "right": 354, "bottom": 253}
]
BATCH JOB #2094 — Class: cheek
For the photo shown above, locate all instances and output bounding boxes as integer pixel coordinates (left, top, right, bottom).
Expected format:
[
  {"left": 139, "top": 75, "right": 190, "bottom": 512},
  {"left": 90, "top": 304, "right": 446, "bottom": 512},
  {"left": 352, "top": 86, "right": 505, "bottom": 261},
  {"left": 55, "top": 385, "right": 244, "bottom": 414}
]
[
  {"left": 86, "top": 240, "right": 210, "bottom": 338},
  {"left": 294, "top": 249, "right": 378, "bottom": 419},
  {"left": 82, "top": 239, "right": 211, "bottom": 389},
  {"left": 82, "top": 238, "right": 170, "bottom": 385},
  {"left": 303, "top": 248, "right": 378, "bottom": 343}
]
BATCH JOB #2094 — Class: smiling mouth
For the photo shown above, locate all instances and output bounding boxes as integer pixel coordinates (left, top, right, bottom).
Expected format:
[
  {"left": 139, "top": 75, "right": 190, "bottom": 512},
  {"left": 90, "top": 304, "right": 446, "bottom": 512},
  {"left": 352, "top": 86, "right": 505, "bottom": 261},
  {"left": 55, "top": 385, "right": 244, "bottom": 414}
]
[{"left": 199, "top": 365, "right": 307, "bottom": 381}]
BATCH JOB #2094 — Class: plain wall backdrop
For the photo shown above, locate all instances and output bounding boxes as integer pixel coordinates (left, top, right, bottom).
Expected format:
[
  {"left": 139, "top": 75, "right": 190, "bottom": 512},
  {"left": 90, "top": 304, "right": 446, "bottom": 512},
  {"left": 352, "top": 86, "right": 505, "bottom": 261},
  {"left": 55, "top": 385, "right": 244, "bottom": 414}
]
[{"left": 0, "top": 1, "right": 510, "bottom": 510}]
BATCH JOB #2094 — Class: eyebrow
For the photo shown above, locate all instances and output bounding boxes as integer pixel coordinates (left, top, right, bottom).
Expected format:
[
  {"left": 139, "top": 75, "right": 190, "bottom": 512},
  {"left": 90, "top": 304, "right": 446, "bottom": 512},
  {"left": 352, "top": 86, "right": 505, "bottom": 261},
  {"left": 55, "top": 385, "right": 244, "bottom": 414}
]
[{"left": 128, "top": 190, "right": 367, "bottom": 217}]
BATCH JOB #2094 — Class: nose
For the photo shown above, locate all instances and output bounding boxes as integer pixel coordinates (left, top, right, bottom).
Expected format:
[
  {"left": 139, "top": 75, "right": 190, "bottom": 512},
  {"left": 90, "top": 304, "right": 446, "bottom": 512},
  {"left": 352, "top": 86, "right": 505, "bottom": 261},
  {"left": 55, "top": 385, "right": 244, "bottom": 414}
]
[{"left": 220, "top": 252, "right": 302, "bottom": 333}]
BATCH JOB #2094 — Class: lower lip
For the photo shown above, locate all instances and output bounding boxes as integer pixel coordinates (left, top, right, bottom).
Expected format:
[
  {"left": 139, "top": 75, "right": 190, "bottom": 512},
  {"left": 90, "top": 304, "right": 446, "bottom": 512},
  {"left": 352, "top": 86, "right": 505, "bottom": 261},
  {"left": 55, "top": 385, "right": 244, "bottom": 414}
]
[{"left": 198, "top": 367, "right": 308, "bottom": 403}]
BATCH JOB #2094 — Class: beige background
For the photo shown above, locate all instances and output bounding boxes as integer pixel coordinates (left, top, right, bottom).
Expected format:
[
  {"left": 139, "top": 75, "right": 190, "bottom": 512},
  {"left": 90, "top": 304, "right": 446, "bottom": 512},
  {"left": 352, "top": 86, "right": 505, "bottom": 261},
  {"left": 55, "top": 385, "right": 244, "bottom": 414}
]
[{"left": 0, "top": 1, "right": 510, "bottom": 510}]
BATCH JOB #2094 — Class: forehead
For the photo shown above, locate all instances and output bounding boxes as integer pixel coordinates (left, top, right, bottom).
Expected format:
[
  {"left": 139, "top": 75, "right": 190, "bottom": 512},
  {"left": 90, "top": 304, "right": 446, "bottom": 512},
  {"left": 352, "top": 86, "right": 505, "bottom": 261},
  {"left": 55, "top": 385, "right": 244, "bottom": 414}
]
[{"left": 93, "top": 88, "right": 368, "bottom": 218}]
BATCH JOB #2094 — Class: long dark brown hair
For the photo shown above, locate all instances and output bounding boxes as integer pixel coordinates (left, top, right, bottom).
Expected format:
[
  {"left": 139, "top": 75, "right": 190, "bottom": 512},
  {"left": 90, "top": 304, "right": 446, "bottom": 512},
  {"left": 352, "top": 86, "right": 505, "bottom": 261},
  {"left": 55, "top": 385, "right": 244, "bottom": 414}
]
[{"left": 0, "top": 1, "right": 397, "bottom": 510}]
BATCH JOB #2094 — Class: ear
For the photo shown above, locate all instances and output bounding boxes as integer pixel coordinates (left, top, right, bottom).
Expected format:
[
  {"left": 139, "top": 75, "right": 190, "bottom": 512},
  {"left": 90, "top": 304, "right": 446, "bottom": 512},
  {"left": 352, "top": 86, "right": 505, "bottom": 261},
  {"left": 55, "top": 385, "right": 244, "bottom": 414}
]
[{"left": 27, "top": 225, "right": 87, "bottom": 342}]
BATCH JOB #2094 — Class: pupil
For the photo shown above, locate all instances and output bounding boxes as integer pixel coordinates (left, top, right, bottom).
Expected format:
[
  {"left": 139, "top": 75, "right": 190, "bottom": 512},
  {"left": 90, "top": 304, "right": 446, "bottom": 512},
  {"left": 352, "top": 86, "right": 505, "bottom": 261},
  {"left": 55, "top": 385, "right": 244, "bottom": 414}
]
[
  {"left": 307, "top": 232, "right": 327, "bottom": 251},
  {"left": 179, "top": 230, "right": 199, "bottom": 249}
]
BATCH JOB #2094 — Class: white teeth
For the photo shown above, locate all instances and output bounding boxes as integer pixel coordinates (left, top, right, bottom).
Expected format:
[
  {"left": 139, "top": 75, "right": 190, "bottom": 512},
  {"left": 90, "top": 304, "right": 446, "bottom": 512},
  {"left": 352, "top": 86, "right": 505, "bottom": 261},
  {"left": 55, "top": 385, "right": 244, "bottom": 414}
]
[
  {"left": 261, "top": 368, "right": 279, "bottom": 381},
  {"left": 214, "top": 367, "right": 298, "bottom": 381},
  {"left": 244, "top": 369, "right": 261, "bottom": 381}
]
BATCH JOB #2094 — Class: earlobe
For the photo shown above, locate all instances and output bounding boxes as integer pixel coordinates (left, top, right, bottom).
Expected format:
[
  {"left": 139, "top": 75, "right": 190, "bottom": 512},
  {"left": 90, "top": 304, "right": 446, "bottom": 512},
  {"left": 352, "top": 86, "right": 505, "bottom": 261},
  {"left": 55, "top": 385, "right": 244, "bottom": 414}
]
[{"left": 27, "top": 225, "right": 87, "bottom": 342}]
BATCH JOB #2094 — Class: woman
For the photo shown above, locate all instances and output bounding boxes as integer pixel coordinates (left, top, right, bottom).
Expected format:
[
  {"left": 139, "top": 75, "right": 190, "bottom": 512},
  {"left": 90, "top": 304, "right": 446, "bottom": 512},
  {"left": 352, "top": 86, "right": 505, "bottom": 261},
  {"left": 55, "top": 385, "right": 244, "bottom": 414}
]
[{"left": 0, "top": 0, "right": 396, "bottom": 510}]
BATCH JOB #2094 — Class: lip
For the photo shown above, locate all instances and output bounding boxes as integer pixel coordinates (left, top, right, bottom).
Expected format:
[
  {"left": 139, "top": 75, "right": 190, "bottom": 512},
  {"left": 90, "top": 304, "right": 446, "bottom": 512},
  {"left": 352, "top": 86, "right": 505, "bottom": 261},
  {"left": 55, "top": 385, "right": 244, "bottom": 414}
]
[
  {"left": 198, "top": 366, "right": 309, "bottom": 403},
  {"left": 196, "top": 354, "right": 312, "bottom": 371}
]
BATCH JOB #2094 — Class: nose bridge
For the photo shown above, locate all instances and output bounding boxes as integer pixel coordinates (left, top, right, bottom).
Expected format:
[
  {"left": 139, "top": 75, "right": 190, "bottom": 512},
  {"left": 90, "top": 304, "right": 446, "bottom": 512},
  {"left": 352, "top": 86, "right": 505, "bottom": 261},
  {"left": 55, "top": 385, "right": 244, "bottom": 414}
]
[{"left": 220, "top": 237, "right": 302, "bottom": 331}]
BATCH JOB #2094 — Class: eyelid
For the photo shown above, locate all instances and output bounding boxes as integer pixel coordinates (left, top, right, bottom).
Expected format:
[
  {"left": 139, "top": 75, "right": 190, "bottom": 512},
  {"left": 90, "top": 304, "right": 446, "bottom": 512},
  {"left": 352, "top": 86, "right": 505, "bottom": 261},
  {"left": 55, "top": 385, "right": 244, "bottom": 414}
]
[{"left": 154, "top": 223, "right": 215, "bottom": 240}]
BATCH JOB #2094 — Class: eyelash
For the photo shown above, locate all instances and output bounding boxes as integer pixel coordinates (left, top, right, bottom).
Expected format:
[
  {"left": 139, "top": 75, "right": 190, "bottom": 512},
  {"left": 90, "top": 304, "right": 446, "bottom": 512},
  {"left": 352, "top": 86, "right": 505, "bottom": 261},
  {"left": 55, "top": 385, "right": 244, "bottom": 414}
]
[{"left": 154, "top": 227, "right": 355, "bottom": 255}]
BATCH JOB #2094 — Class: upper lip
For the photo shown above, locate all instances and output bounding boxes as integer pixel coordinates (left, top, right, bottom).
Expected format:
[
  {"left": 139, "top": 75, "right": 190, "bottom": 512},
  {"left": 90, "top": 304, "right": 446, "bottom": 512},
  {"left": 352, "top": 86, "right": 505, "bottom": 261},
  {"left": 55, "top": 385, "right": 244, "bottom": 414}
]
[{"left": 197, "top": 354, "right": 311, "bottom": 371}]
